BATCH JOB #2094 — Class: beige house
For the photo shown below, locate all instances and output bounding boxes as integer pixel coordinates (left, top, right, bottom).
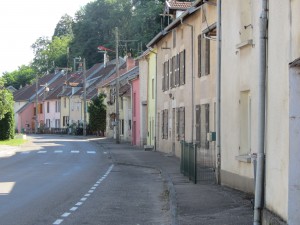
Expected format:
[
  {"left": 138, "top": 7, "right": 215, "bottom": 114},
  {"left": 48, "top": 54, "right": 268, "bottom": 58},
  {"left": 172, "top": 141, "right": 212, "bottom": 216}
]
[
  {"left": 147, "top": 0, "right": 217, "bottom": 159},
  {"left": 221, "top": 0, "right": 300, "bottom": 224}
]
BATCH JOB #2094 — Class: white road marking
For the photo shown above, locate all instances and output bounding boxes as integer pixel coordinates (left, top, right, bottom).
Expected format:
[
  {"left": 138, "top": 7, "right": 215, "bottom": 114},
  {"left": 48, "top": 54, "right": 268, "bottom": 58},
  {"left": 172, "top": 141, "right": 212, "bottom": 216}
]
[
  {"left": 52, "top": 164, "right": 114, "bottom": 225},
  {"left": 87, "top": 151, "right": 96, "bottom": 154},
  {"left": 37, "top": 151, "right": 47, "bottom": 154},
  {"left": 53, "top": 219, "right": 63, "bottom": 224},
  {"left": 71, "top": 150, "right": 80, "bottom": 153},
  {"left": 55, "top": 150, "right": 63, "bottom": 153},
  {"left": 61, "top": 212, "right": 71, "bottom": 217},
  {"left": 21, "top": 151, "right": 30, "bottom": 154}
]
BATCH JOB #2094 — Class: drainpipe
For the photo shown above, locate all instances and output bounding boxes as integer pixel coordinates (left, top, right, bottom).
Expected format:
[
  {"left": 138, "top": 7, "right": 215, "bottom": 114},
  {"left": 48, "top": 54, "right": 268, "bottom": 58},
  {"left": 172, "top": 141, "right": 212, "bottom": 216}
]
[
  {"left": 180, "top": 18, "right": 194, "bottom": 144},
  {"left": 254, "top": 0, "right": 268, "bottom": 224},
  {"left": 216, "top": 0, "right": 222, "bottom": 185}
]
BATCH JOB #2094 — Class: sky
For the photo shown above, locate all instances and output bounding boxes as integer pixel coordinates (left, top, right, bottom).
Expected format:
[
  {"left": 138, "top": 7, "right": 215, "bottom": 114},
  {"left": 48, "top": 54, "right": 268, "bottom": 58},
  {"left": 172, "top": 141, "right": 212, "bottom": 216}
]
[{"left": 0, "top": 0, "right": 92, "bottom": 76}]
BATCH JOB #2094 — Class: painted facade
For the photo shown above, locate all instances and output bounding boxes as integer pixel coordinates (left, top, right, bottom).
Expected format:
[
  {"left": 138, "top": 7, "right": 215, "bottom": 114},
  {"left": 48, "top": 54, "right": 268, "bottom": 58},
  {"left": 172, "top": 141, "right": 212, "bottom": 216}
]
[
  {"left": 148, "top": 1, "right": 216, "bottom": 157},
  {"left": 221, "top": 0, "right": 300, "bottom": 224},
  {"left": 137, "top": 50, "right": 150, "bottom": 146},
  {"left": 130, "top": 77, "right": 140, "bottom": 146},
  {"left": 146, "top": 50, "right": 156, "bottom": 148}
]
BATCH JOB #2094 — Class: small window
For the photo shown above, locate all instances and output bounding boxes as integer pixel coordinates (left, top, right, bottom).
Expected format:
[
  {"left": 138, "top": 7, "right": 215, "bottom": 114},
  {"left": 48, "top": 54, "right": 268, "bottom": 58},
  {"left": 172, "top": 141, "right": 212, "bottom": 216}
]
[
  {"left": 198, "top": 34, "right": 210, "bottom": 77},
  {"left": 173, "top": 29, "right": 176, "bottom": 48}
]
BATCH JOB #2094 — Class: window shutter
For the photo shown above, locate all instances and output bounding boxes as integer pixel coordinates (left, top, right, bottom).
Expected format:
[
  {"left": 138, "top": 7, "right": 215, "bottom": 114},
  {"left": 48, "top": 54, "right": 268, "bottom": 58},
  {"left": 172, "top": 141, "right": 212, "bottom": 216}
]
[
  {"left": 164, "top": 109, "right": 168, "bottom": 140},
  {"left": 205, "top": 38, "right": 210, "bottom": 75},
  {"left": 162, "top": 63, "right": 166, "bottom": 91},
  {"left": 166, "top": 60, "right": 169, "bottom": 90},
  {"left": 176, "top": 108, "right": 180, "bottom": 141},
  {"left": 195, "top": 105, "right": 200, "bottom": 145},
  {"left": 162, "top": 110, "right": 165, "bottom": 139},
  {"left": 170, "top": 58, "right": 174, "bottom": 88},
  {"left": 205, "top": 104, "right": 210, "bottom": 148},
  {"left": 180, "top": 50, "right": 185, "bottom": 85},
  {"left": 198, "top": 35, "right": 202, "bottom": 77},
  {"left": 175, "top": 54, "right": 180, "bottom": 86},
  {"left": 179, "top": 107, "right": 185, "bottom": 141}
]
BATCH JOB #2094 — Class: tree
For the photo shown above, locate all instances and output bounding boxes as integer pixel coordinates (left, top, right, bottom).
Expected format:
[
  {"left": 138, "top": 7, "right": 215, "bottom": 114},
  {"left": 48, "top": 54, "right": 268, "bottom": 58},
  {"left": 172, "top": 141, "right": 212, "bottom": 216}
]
[
  {"left": 0, "top": 79, "right": 15, "bottom": 140},
  {"left": 53, "top": 14, "right": 74, "bottom": 38},
  {"left": 2, "top": 65, "right": 36, "bottom": 89},
  {"left": 88, "top": 93, "right": 107, "bottom": 135},
  {"left": 31, "top": 36, "right": 51, "bottom": 74}
]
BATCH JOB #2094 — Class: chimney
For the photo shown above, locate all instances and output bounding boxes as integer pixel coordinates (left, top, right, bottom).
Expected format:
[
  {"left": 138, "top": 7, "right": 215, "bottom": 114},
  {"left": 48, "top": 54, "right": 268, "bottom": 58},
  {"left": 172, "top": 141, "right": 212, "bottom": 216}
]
[
  {"left": 104, "top": 52, "right": 110, "bottom": 68},
  {"left": 126, "top": 52, "right": 135, "bottom": 71}
]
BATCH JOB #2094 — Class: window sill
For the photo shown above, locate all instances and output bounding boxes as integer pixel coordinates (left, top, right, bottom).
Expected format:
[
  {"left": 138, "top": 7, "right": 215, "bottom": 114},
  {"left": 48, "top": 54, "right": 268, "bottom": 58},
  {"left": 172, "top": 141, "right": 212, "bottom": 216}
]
[
  {"left": 236, "top": 39, "right": 253, "bottom": 49},
  {"left": 235, "top": 154, "right": 251, "bottom": 163}
]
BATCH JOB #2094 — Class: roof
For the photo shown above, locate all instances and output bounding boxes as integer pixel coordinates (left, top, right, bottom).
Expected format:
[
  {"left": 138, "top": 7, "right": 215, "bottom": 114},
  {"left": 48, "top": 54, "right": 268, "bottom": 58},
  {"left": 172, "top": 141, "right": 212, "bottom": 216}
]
[
  {"left": 166, "top": 0, "right": 193, "bottom": 10},
  {"left": 148, "top": 0, "right": 206, "bottom": 48}
]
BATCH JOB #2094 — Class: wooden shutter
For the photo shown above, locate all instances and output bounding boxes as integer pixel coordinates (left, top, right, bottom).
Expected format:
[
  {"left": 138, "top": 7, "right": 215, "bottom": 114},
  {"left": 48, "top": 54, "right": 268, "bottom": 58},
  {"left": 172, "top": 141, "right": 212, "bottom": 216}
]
[
  {"left": 162, "top": 110, "right": 165, "bottom": 139},
  {"left": 166, "top": 60, "right": 169, "bottom": 90},
  {"left": 205, "top": 38, "right": 210, "bottom": 75},
  {"left": 170, "top": 58, "right": 174, "bottom": 88},
  {"left": 205, "top": 104, "right": 210, "bottom": 148},
  {"left": 179, "top": 107, "right": 185, "bottom": 141},
  {"left": 162, "top": 63, "right": 166, "bottom": 91},
  {"left": 198, "top": 35, "right": 202, "bottom": 77},
  {"left": 176, "top": 108, "right": 180, "bottom": 141},
  {"left": 180, "top": 50, "right": 185, "bottom": 85},
  {"left": 164, "top": 109, "right": 168, "bottom": 139},
  {"left": 195, "top": 105, "right": 200, "bottom": 145},
  {"left": 175, "top": 54, "right": 180, "bottom": 86}
]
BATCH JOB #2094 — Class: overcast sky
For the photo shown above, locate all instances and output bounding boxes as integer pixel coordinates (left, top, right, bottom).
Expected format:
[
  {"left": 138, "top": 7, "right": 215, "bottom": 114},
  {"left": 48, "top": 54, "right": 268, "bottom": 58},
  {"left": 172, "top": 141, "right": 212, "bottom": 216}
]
[{"left": 0, "top": 0, "right": 91, "bottom": 76}]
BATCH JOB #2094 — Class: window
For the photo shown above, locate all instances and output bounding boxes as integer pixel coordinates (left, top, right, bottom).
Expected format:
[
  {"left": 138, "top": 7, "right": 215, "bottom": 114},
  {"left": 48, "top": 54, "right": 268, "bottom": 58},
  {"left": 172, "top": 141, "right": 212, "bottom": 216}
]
[
  {"left": 240, "top": 91, "right": 251, "bottom": 154},
  {"left": 47, "top": 102, "right": 50, "bottom": 113},
  {"left": 133, "top": 93, "right": 136, "bottom": 117},
  {"left": 63, "top": 116, "right": 69, "bottom": 127},
  {"left": 162, "top": 61, "right": 169, "bottom": 91},
  {"left": 162, "top": 109, "right": 168, "bottom": 139},
  {"left": 198, "top": 34, "right": 210, "bottom": 77},
  {"left": 39, "top": 104, "right": 43, "bottom": 114},
  {"left": 55, "top": 119, "right": 60, "bottom": 128},
  {"left": 55, "top": 100, "right": 61, "bottom": 112},
  {"left": 46, "top": 119, "right": 50, "bottom": 128},
  {"left": 120, "top": 119, "right": 124, "bottom": 135},
  {"left": 120, "top": 97, "right": 123, "bottom": 110},
  {"left": 179, "top": 50, "right": 186, "bottom": 85},
  {"left": 152, "top": 79, "right": 154, "bottom": 99},
  {"left": 173, "top": 29, "right": 176, "bottom": 48},
  {"left": 175, "top": 54, "right": 180, "bottom": 86},
  {"left": 170, "top": 58, "right": 174, "bottom": 88},
  {"left": 196, "top": 104, "right": 209, "bottom": 149},
  {"left": 64, "top": 98, "right": 67, "bottom": 108},
  {"left": 176, "top": 107, "right": 185, "bottom": 141}
]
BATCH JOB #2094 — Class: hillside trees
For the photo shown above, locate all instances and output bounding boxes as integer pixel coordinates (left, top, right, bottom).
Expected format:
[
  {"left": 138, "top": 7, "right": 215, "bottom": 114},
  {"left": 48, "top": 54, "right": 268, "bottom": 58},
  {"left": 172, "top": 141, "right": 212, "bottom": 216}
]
[{"left": 2, "top": 65, "right": 36, "bottom": 89}]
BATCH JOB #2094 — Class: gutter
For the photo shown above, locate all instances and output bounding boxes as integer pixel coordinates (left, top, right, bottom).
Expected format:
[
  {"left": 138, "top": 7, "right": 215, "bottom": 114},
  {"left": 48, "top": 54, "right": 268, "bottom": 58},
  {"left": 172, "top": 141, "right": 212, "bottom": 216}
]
[
  {"left": 216, "top": 0, "right": 222, "bottom": 185},
  {"left": 254, "top": 0, "right": 268, "bottom": 224}
]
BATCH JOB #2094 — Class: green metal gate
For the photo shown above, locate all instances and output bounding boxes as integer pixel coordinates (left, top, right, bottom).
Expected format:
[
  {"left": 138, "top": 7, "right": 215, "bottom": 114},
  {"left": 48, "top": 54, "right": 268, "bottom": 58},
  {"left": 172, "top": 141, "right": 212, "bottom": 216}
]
[{"left": 180, "top": 141, "right": 197, "bottom": 184}]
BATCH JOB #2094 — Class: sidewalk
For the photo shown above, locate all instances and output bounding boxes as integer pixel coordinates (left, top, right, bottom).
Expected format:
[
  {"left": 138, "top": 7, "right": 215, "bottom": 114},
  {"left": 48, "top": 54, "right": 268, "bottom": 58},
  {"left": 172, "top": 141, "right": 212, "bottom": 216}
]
[{"left": 96, "top": 138, "right": 254, "bottom": 225}]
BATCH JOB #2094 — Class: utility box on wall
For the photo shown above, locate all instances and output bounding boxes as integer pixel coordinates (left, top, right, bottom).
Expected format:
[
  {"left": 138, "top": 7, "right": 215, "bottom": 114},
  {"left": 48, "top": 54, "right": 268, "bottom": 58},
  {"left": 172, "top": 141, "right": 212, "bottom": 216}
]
[{"left": 207, "top": 132, "right": 216, "bottom": 142}]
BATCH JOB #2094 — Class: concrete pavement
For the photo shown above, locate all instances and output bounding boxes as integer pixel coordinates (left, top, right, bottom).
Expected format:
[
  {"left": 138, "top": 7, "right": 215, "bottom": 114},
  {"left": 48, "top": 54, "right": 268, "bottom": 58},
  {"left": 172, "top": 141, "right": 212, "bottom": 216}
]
[{"left": 96, "top": 138, "right": 254, "bottom": 225}]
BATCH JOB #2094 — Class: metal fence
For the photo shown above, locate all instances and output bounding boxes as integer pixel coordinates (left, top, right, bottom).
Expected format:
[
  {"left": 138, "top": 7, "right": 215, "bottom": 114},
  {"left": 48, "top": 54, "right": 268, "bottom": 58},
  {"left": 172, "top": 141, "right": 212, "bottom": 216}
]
[
  {"left": 180, "top": 141, "right": 197, "bottom": 184},
  {"left": 180, "top": 140, "right": 216, "bottom": 184}
]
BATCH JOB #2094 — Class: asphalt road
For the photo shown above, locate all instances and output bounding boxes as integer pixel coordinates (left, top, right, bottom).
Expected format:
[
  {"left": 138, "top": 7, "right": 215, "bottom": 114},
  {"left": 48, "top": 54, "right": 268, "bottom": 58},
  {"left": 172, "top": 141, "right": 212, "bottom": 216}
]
[{"left": 0, "top": 135, "right": 170, "bottom": 225}]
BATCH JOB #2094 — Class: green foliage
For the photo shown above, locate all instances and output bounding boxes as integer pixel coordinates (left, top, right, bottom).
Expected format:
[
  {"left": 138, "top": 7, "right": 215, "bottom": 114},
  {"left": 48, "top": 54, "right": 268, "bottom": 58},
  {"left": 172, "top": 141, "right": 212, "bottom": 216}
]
[
  {"left": 88, "top": 93, "right": 107, "bottom": 135},
  {"left": 0, "top": 109, "right": 15, "bottom": 140},
  {"left": 0, "top": 80, "right": 14, "bottom": 120},
  {"left": 1, "top": 65, "right": 36, "bottom": 89},
  {"left": 31, "top": 36, "right": 51, "bottom": 74},
  {"left": 53, "top": 14, "right": 74, "bottom": 38}
]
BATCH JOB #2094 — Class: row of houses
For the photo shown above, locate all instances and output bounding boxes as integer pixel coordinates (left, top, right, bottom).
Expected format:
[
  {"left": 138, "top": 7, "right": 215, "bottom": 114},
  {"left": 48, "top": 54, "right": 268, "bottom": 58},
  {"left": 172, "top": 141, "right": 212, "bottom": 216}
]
[{"left": 12, "top": 0, "right": 300, "bottom": 224}]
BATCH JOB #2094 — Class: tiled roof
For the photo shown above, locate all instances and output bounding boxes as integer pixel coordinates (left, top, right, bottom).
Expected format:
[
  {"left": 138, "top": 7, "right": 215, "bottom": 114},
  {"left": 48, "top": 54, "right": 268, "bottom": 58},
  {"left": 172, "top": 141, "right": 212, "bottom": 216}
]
[{"left": 167, "top": 0, "right": 193, "bottom": 9}]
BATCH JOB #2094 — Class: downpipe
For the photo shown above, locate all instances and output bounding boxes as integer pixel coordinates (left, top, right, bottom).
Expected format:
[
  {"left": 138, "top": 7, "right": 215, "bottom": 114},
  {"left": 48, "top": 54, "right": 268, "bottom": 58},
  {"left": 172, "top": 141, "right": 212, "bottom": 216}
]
[{"left": 254, "top": 0, "right": 268, "bottom": 224}]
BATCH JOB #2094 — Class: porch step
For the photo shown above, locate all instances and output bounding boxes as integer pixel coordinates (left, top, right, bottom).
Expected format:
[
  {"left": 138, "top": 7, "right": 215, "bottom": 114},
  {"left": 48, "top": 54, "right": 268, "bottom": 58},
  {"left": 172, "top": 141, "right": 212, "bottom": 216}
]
[{"left": 143, "top": 145, "right": 154, "bottom": 151}]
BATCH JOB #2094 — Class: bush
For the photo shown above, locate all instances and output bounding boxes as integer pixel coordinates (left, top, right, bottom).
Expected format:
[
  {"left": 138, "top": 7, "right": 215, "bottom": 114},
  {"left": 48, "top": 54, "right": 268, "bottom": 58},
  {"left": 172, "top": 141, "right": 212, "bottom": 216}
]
[{"left": 0, "top": 110, "right": 15, "bottom": 140}]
